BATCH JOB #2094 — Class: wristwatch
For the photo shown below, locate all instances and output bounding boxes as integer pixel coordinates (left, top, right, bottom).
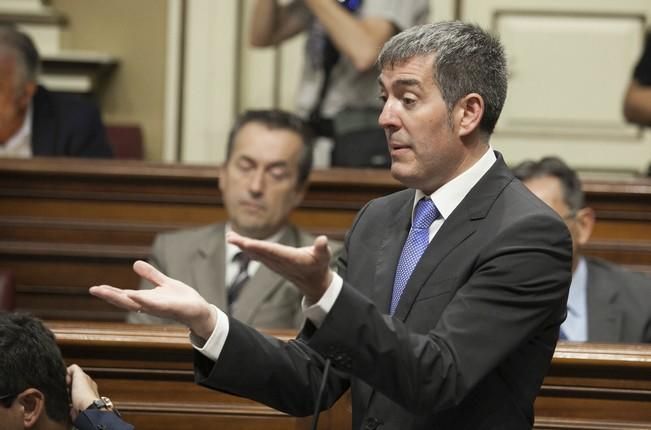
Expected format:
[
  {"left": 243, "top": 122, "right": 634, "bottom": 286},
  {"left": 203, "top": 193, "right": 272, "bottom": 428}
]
[{"left": 87, "top": 396, "right": 121, "bottom": 417}]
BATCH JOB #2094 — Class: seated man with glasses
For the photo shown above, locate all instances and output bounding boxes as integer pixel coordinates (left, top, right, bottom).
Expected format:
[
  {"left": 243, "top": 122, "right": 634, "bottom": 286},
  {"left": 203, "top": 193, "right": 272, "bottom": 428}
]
[
  {"left": 512, "top": 156, "right": 651, "bottom": 343},
  {"left": 0, "top": 312, "right": 133, "bottom": 430}
]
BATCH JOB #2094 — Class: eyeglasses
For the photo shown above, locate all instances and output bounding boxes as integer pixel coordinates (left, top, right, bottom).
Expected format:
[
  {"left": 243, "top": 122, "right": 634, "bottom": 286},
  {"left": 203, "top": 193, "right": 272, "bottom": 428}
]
[{"left": 0, "top": 393, "right": 17, "bottom": 407}]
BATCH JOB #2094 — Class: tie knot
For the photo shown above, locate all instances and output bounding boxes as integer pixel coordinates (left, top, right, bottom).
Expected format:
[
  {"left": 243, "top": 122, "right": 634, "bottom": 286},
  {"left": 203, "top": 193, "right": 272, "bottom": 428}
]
[
  {"left": 233, "top": 252, "right": 251, "bottom": 270},
  {"left": 412, "top": 198, "right": 438, "bottom": 230}
]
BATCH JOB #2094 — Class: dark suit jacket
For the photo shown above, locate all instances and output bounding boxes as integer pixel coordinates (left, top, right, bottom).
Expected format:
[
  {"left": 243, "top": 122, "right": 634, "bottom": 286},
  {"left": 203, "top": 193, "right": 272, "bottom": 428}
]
[
  {"left": 129, "top": 223, "right": 340, "bottom": 329},
  {"left": 74, "top": 409, "right": 133, "bottom": 430},
  {"left": 194, "top": 154, "right": 572, "bottom": 429},
  {"left": 31, "top": 85, "right": 113, "bottom": 158},
  {"left": 586, "top": 257, "right": 651, "bottom": 343}
]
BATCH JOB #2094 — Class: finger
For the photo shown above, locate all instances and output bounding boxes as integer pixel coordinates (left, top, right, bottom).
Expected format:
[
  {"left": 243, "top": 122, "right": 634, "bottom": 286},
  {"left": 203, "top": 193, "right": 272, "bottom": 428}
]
[
  {"left": 133, "top": 260, "right": 169, "bottom": 286},
  {"left": 314, "top": 235, "right": 330, "bottom": 257},
  {"left": 225, "top": 231, "right": 242, "bottom": 246},
  {"left": 89, "top": 285, "right": 143, "bottom": 311}
]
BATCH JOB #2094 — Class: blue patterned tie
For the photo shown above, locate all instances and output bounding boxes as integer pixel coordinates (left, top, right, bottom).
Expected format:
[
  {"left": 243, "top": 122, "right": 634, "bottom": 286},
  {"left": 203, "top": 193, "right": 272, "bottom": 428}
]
[{"left": 390, "top": 198, "right": 438, "bottom": 315}]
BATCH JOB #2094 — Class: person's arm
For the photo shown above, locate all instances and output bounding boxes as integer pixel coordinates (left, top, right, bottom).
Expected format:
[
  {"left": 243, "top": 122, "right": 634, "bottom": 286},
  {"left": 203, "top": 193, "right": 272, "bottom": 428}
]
[
  {"left": 249, "top": 0, "right": 309, "bottom": 47},
  {"left": 304, "top": 0, "right": 395, "bottom": 71},
  {"left": 623, "top": 80, "right": 651, "bottom": 126},
  {"left": 68, "top": 364, "right": 134, "bottom": 430},
  {"left": 90, "top": 257, "right": 350, "bottom": 416}
]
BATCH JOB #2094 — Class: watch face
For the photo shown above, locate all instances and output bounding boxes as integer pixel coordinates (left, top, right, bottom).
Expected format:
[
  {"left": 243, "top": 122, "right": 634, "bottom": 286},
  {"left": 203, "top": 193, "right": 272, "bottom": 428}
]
[
  {"left": 92, "top": 399, "right": 107, "bottom": 409},
  {"left": 101, "top": 396, "right": 114, "bottom": 409}
]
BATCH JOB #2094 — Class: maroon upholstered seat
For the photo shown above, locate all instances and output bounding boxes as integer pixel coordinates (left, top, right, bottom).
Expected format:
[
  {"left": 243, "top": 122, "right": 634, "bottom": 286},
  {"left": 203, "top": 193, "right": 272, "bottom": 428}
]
[{"left": 106, "top": 124, "right": 144, "bottom": 159}]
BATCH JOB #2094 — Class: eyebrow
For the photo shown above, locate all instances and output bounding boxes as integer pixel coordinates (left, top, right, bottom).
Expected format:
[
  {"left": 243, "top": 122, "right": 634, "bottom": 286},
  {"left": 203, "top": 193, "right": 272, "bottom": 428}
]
[
  {"left": 377, "top": 77, "right": 423, "bottom": 91},
  {"left": 237, "top": 154, "right": 291, "bottom": 169}
]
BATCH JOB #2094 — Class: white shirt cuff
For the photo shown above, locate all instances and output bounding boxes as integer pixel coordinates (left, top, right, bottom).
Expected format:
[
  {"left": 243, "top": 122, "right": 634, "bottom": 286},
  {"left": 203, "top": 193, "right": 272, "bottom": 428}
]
[
  {"left": 190, "top": 304, "right": 229, "bottom": 362},
  {"left": 302, "top": 273, "right": 343, "bottom": 328}
]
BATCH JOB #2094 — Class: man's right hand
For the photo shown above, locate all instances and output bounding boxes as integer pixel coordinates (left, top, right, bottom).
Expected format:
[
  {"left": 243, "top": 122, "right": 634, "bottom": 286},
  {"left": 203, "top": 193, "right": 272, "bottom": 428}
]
[{"left": 90, "top": 260, "right": 217, "bottom": 339}]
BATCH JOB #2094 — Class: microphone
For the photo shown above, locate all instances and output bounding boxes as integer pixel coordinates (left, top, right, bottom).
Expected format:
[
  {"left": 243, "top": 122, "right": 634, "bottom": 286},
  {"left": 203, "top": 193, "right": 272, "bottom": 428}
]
[{"left": 310, "top": 358, "right": 332, "bottom": 430}]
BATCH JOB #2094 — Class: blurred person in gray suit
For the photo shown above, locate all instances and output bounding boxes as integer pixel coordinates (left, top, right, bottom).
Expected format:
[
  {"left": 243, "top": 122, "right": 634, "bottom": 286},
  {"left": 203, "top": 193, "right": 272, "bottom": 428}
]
[
  {"left": 130, "top": 110, "right": 339, "bottom": 329},
  {"left": 513, "top": 156, "right": 651, "bottom": 343}
]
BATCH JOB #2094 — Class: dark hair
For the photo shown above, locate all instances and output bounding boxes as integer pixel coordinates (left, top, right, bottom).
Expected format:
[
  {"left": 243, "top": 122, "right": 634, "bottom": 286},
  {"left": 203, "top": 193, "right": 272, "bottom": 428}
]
[
  {"left": 511, "top": 156, "right": 584, "bottom": 213},
  {"left": 0, "top": 312, "right": 70, "bottom": 424},
  {"left": 378, "top": 21, "right": 507, "bottom": 135},
  {"left": 226, "top": 110, "right": 314, "bottom": 187},
  {"left": 0, "top": 25, "right": 40, "bottom": 86}
]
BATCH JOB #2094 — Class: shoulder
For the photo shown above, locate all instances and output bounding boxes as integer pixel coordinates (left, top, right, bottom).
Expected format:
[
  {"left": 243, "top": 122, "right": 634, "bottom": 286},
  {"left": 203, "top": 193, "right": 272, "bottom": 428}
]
[
  {"left": 361, "top": 188, "right": 414, "bottom": 216},
  {"left": 34, "top": 85, "right": 101, "bottom": 118},
  {"left": 154, "top": 223, "right": 223, "bottom": 248},
  {"left": 587, "top": 257, "right": 651, "bottom": 291}
]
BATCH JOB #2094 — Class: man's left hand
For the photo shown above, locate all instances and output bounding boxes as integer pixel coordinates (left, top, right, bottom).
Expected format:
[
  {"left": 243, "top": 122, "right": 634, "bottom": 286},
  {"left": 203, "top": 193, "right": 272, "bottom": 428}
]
[{"left": 227, "top": 232, "right": 334, "bottom": 303}]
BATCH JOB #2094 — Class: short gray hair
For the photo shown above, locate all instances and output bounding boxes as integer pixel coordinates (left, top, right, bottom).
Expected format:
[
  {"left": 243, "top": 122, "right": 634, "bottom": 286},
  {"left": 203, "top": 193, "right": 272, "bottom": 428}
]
[
  {"left": 0, "top": 25, "right": 40, "bottom": 87},
  {"left": 378, "top": 21, "right": 507, "bottom": 135}
]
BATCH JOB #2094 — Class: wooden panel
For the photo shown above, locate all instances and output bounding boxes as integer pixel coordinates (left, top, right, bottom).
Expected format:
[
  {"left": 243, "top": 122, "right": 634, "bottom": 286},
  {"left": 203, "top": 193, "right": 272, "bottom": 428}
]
[
  {"left": 461, "top": 0, "right": 651, "bottom": 172},
  {"left": 49, "top": 322, "right": 651, "bottom": 430},
  {"left": 2, "top": 158, "right": 651, "bottom": 321}
]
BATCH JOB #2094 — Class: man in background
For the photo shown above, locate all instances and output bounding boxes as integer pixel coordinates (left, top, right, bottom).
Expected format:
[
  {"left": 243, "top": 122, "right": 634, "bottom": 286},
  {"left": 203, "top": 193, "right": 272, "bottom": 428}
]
[
  {"left": 0, "top": 25, "right": 112, "bottom": 158},
  {"left": 513, "top": 156, "right": 651, "bottom": 343},
  {"left": 130, "top": 109, "right": 339, "bottom": 329},
  {"left": 0, "top": 312, "right": 132, "bottom": 429}
]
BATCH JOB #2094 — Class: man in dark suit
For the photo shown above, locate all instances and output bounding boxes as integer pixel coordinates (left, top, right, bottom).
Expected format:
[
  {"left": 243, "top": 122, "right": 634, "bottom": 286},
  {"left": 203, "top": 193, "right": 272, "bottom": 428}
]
[
  {"left": 0, "top": 25, "right": 112, "bottom": 158},
  {"left": 129, "top": 110, "right": 340, "bottom": 329},
  {"left": 0, "top": 312, "right": 133, "bottom": 430},
  {"left": 91, "top": 22, "right": 572, "bottom": 429},
  {"left": 513, "top": 156, "right": 651, "bottom": 343}
]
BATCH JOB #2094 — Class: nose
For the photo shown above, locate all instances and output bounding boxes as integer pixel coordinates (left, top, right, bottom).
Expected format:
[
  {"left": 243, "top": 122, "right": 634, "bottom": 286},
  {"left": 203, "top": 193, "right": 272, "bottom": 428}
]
[
  {"left": 248, "top": 169, "right": 265, "bottom": 197},
  {"left": 378, "top": 99, "right": 400, "bottom": 131}
]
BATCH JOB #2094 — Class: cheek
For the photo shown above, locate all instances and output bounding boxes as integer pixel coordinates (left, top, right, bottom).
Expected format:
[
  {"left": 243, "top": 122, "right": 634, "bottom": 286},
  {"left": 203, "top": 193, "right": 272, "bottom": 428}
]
[{"left": 270, "top": 188, "right": 299, "bottom": 211}]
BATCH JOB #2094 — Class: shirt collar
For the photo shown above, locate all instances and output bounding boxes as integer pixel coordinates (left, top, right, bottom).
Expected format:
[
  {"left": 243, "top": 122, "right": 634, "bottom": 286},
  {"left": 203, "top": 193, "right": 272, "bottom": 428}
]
[{"left": 414, "top": 147, "right": 497, "bottom": 220}]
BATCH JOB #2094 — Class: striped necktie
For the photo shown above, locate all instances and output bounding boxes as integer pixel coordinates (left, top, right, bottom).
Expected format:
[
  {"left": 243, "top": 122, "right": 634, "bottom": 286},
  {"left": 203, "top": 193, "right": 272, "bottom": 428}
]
[{"left": 227, "top": 252, "right": 251, "bottom": 311}]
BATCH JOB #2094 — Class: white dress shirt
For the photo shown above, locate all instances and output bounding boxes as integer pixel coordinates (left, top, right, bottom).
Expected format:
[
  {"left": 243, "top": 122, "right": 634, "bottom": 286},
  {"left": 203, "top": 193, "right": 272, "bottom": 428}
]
[
  {"left": 560, "top": 257, "right": 588, "bottom": 341},
  {"left": 0, "top": 104, "right": 32, "bottom": 158}
]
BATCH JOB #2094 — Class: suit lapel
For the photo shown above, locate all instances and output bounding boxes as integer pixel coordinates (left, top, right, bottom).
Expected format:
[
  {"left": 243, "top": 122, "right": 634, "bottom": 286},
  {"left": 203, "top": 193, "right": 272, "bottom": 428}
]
[
  {"left": 232, "top": 226, "right": 298, "bottom": 324},
  {"left": 192, "top": 225, "right": 227, "bottom": 310},
  {"left": 392, "top": 155, "right": 513, "bottom": 321},
  {"left": 372, "top": 194, "right": 414, "bottom": 313},
  {"left": 586, "top": 260, "right": 622, "bottom": 342}
]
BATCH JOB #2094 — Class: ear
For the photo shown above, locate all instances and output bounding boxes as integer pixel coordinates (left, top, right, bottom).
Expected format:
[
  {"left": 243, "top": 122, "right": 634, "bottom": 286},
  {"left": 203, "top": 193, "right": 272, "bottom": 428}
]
[
  {"left": 17, "top": 81, "right": 37, "bottom": 109},
  {"left": 291, "top": 182, "right": 308, "bottom": 209},
  {"left": 454, "top": 93, "right": 484, "bottom": 137},
  {"left": 17, "top": 388, "right": 46, "bottom": 428},
  {"left": 574, "top": 207, "right": 595, "bottom": 247}
]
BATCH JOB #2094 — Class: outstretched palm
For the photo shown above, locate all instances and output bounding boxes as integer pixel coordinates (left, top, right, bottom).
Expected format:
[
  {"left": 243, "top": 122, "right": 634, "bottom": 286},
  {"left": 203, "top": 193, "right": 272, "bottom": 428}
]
[{"left": 90, "top": 261, "right": 215, "bottom": 337}]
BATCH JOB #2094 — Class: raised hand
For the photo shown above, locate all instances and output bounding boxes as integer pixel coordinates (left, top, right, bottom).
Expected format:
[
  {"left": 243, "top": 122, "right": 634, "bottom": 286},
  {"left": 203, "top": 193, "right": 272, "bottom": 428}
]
[
  {"left": 227, "top": 231, "right": 334, "bottom": 303},
  {"left": 90, "top": 260, "right": 217, "bottom": 338},
  {"left": 67, "top": 364, "right": 100, "bottom": 421}
]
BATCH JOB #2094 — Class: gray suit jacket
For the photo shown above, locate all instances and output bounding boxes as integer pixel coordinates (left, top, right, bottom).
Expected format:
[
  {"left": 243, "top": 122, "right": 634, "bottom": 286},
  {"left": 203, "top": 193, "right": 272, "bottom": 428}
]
[
  {"left": 129, "top": 223, "right": 326, "bottom": 329},
  {"left": 586, "top": 257, "right": 651, "bottom": 343},
  {"left": 194, "top": 154, "right": 573, "bottom": 430}
]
